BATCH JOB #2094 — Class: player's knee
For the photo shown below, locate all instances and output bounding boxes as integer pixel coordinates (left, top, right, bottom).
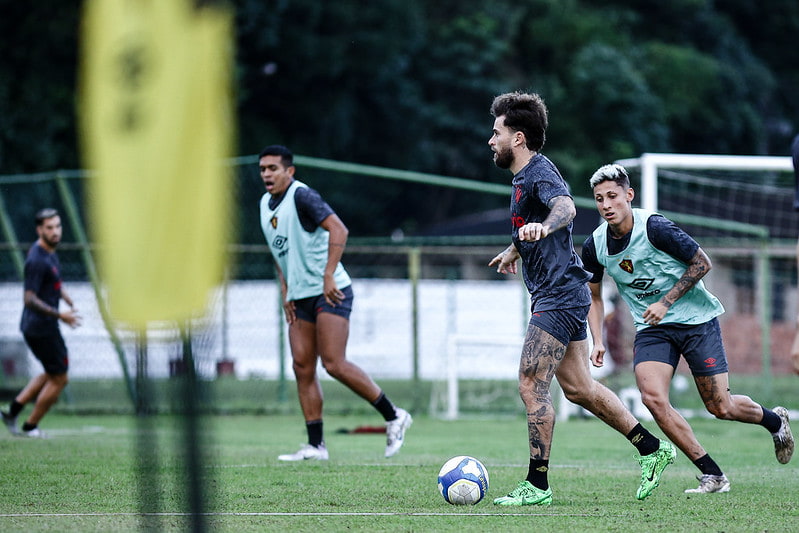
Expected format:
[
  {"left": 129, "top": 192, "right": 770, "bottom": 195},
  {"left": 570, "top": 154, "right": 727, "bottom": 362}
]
[
  {"left": 292, "top": 360, "right": 315, "bottom": 379},
  {"left": 705, "top": 402, "right": 732, "bottom": 420},
  {"left": 639, "top": 390, "right": 668, "bottom": 413},
  {"left": 561, "top": 384, "right": 587, "bottom": 405},
  {"left": 320, "top": 359, "right": 345, "bottom": 380}
]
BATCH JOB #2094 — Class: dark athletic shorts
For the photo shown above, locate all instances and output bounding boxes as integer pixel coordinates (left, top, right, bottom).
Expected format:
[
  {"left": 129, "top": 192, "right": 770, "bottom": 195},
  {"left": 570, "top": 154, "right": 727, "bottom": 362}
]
[
  {"left": 24, "top": 331, "right": 69, "bottom": 375},
  {"left": 293, "top": 285, "right": 353, "bottom": 323},
  {"left": 633, "top": 317, "right": 728, "bottom": 376},
  {"left": 528, "top": 305, "right": 589, "bottom": 347}
]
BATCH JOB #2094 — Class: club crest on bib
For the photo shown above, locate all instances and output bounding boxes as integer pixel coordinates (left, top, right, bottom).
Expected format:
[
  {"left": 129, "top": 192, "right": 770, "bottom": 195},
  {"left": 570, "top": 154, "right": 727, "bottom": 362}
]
[
  {"left": 270, "top": 215, "right": 278, "bottom": 229},
  {"left": 619, "top": 258, "right": 633, "bottom": 273}
]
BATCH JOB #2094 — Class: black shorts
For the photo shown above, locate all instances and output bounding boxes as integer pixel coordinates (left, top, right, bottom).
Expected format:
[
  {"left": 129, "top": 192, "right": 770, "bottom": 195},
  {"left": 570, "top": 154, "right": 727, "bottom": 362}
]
[
  {"left": 528, "top": 305, "right": 589, "bottom": 347},
  {"left": 24, "top": 331, "right": 69, "bottom": 375},
  {"left": 293, "top": 285, "right": 354, "bottom": 323},
  {"left": 633, "top": 318, "right": 728, "bottom": 376}
]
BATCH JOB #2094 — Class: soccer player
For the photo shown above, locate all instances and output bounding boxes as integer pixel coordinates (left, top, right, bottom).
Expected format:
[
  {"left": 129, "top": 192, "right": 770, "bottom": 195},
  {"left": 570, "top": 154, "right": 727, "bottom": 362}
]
[
  {"left": 1, "top": 208, "right": 82, "bottom": 438},
  {"left": 258, "top": 145, "right": 411, "bottom": 460},
  {"left": 791, "top": 133, "right": 799, "bottom": 375},
  {"left": 486, "top": 92, "right": 675, "bottom": 506},
  {"left": 582, "top": 163, "right": 794, "bottom": 493}
]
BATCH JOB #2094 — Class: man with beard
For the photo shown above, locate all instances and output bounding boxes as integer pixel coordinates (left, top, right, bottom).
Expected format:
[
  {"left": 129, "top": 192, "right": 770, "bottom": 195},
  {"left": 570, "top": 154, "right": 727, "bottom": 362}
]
[
  {"left": 2, "top": 208, "right": 82, "bottom": 437},
  {"left": 487, "top": 92, "right": 675, "bottom": 506}
]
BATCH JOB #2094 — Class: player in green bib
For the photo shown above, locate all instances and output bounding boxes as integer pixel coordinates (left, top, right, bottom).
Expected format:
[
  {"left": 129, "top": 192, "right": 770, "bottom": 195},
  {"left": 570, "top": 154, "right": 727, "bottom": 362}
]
[
  {"left": 259, "top": 145, "right": 411, "bottom": 461},
  {"left": 582, "top": 163, "right": 794, "bottom": 494}
]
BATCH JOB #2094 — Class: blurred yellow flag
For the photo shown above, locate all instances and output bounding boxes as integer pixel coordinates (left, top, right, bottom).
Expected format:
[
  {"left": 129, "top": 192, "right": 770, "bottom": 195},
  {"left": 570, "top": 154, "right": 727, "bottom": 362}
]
[{"left": 79, "top": 0, "right": 234, "bottom": 327}]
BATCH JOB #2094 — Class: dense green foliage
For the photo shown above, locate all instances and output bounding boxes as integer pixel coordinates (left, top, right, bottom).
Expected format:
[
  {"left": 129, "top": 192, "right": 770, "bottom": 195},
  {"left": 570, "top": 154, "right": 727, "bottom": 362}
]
[{"left": 1, "top": 0, "right": 797, "bottom": 235}]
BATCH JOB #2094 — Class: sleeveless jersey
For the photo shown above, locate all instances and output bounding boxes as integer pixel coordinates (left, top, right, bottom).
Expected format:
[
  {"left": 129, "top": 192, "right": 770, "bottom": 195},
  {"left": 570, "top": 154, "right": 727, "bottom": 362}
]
[
  {"left": 260, "top": 181, "right": 351, "bottom": 301},
  {"left": 592, "top": 208, "right": 723, "bottom": 330}
]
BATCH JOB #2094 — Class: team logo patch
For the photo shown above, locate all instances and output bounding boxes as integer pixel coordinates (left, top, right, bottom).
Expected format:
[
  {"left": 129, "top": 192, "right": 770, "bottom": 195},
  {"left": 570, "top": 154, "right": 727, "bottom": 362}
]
[
  {"left": 514, "top": 186, "right": 523, "bottom": 203},
  {"left": 627, "top": 278, "right": 654, "bottom": 290},
  {"left": 270, "top": 215, "right": 278, "bottom": 229},
  {"left": 619, "top": 258, "right": 634, "bottom": 273},
  {"left": 272, "top": 235, "right": 288, "bottom": 249}
]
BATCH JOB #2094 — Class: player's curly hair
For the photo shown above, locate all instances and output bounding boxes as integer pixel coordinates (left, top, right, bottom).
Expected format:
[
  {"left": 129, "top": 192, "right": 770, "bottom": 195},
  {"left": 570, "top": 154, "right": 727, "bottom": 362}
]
[{"left": 489, "top": 91, "right": 548, "bottom": 152}]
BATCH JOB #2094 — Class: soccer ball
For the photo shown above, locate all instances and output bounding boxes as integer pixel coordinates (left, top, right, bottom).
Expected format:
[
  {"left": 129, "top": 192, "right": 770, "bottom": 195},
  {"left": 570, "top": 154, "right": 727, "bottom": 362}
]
[{"left": 437, "top": 455, "right": 489, "bottom": 505}]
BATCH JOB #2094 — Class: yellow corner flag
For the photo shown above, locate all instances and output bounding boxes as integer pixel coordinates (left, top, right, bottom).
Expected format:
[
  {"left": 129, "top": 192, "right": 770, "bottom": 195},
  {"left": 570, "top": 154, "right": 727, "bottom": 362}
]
[{"left": 79, "top": 0, "right": 234, "bottom": 327}]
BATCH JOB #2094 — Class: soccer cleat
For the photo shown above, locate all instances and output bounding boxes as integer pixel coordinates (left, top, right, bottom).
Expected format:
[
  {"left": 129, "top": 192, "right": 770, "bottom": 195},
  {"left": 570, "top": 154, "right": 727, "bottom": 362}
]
[
  {"left": 635, "top": 439, "right": 676, "bottom": 500},
  {"left": 684, "top": 474, "right": 730, "bottom": 494},
  {"left": 1, "top": 411, "right": 19, "bottom": 436},
  {"left": 277, "top": 443, "right": 329, "bottom": 461},
  {"left": 493, "top": 480, "right": 553, "bottom": 507},
  {"left": 385, "top": 407, "right": 412, "bottom": 458},
  {"left": 20, "top": 427, "right": 46, "bottom": 439},
  {"left": 771, "top": 406, "right": 794, "bottom": 464}
]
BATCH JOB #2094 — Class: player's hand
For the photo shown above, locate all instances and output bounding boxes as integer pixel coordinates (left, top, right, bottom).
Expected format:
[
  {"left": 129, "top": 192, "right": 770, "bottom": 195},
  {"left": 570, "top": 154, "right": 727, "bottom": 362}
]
[
  {"left": 323, "top": 276, "right": 344, "bottom": 307},
  {"left": 283, "top": 300, "right": 296, "bottom": 324},
  {"left": 642, "top": 302, "right": 669, "bottom": 325},
  {"left": 517, "top": 223, "right": 549, "bottom": 242},
  {"left": 60, "top": 308, "right": 82, "bottom": 329},
  {"left": 590, "top": 342, "right": 606, "bottom": 368},
  {"left": 488, "top": 249, "right": 518, "bottom": 275}
]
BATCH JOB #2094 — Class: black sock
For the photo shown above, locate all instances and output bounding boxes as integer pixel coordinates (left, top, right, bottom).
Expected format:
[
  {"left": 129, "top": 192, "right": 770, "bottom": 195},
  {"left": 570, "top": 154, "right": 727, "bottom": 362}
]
[
  {"left": 306, "top": 420, "right": 323, "bottom": 448},
  {"left": 692, "top": 453, "right": 723, "bottom": 476},
  {"left": 759, "top": 407, "right": 782, "bottom": 433},
  {"left": 371, "top": 392, "right": 397, "bottom": 422},
  {"left": 9, "top": 401, "right": 24, "bottom": 418},
  {"left": 21, "top": 422, "right": 37, "bottom": 432},
  {"left": 626, "top": 423, "right": 661, "bottom": 456},
  {"left": 526, "top": 459, "right": 549, "bottom": 490}
]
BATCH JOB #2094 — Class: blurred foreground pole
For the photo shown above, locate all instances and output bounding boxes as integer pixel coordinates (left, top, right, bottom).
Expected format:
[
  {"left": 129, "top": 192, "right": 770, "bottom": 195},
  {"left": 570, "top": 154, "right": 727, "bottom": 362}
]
[
  {"left": 79, "top": 1, "right": 235, "bottom": 530},
  {"left": 135, "top": 333, "right": 160, "bottom": 532}
]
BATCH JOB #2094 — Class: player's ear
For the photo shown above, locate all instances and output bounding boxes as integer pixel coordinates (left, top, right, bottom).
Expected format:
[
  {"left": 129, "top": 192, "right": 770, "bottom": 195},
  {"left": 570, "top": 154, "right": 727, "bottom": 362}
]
[
  {"left": 287, "top": 165, "right": 296, "bottom": 177},
  {"left": 627, "top": 187, "right": 635, "bottom": 202}
]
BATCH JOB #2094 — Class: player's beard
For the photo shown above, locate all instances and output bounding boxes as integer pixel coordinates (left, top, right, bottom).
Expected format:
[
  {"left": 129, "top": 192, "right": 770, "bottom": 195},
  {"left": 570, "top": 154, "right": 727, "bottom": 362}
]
[
  {"left": 41, "top": 234, "right": 61, "bottom": 249},
  {"left": 493, "top": 146, "right": 514, "bottom": 170}
]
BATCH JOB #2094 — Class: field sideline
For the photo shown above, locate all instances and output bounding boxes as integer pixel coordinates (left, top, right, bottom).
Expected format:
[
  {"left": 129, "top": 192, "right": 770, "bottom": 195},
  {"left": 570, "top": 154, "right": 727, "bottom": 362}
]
[{"left": 0, "top": 413, "right": 796, "bottom": 532}]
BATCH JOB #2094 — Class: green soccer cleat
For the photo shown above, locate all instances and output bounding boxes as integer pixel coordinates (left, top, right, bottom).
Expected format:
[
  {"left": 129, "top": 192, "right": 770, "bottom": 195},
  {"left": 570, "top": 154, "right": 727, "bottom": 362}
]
[
  {"left": 636, "top": 440, "right": 676, "bottom": 500},
  {"left": 493, "top": 480, "right": 552, "bottom": 506}
]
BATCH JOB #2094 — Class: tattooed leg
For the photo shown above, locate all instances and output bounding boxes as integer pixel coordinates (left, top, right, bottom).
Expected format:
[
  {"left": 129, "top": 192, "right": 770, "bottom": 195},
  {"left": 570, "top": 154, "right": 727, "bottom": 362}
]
[
  {"left": 695, "top": 372, "right": 764, "bottom": 423},
  {"left": 518, "top": 324, "right": 565, "bottom": 460}
]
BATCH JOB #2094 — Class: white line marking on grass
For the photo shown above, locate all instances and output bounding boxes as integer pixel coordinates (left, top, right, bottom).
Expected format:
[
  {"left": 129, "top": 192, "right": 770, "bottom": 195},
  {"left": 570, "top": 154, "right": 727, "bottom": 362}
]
[{"left": 0, "top": 512, "right": 627, "bottom": 518}]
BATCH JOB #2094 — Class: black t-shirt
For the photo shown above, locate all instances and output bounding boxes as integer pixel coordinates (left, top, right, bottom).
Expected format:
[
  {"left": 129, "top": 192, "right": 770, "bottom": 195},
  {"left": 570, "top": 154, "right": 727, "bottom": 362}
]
[
  {"left": 20, "top": 242, "right": 62, "bottom": 336},
  {"left": 268, "top": 182, "right": 335, "bottom": 231},
  {"left": 511, "top": 154, "right": 592, "bottom": 310},
  {"left": 581, "top": 214, "right": 699, "bottom": 284}
]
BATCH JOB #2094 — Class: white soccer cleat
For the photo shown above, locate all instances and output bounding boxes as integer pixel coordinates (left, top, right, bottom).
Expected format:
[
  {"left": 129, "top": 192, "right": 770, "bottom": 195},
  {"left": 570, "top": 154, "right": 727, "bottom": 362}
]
[
  {"left": 771, "top": 406, "right": 794, "bottom": 464},
  {"left": 684, "top": 474, "right": 730, "bottom": 494},
  {"left": 278, "top": 443, "right": 329, "bottom": 461},
  {"left": 385, "top": 408, "right": 412, "bottom": 458},
  {"left": 1, "top": 411, "right": 19, "bottom": 436},
  {"left": 20, "top": 427, "right": 47, "bottom": 439}
]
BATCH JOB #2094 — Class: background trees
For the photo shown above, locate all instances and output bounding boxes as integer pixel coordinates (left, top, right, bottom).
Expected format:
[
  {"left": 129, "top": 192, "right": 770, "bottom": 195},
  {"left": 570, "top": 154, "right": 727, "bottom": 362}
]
[{"left": 1, "top": 0, "right": 797, "bottom": 236}]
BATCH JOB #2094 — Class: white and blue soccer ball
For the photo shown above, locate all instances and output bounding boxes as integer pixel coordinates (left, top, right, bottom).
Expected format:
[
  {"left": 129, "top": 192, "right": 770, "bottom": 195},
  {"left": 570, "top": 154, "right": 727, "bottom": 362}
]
[{"left": 437, "top": 455, "right": 489, "bottom": 505}]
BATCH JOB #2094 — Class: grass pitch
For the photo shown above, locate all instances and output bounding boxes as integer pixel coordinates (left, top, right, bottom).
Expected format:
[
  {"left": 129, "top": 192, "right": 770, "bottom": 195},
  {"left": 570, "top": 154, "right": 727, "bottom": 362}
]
[{"left": 0, "top": 412, "right": 796, "bottom": 532}]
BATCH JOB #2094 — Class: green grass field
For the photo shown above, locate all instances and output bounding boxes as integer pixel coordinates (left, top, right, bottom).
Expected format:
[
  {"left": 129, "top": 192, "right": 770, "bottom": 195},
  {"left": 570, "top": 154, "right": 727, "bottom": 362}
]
[{"left": 0, "top": 410, "right": 796, "bottom": 532}]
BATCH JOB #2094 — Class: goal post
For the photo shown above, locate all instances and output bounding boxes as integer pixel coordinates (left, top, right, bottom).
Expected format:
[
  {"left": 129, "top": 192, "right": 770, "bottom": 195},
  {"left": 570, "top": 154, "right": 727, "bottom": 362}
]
[{"left": 616, "top": 152, "right": 793, "bottom": 213}]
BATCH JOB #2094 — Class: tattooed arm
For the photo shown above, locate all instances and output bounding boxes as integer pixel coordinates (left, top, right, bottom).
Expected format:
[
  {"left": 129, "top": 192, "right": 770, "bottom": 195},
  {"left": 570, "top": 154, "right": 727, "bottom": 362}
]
[
  {"left": 642, "top": 248, "right": 711, "bottom": 326},
  {"left": 517, "top": 195, "right": 576, "bottom": 242}
]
